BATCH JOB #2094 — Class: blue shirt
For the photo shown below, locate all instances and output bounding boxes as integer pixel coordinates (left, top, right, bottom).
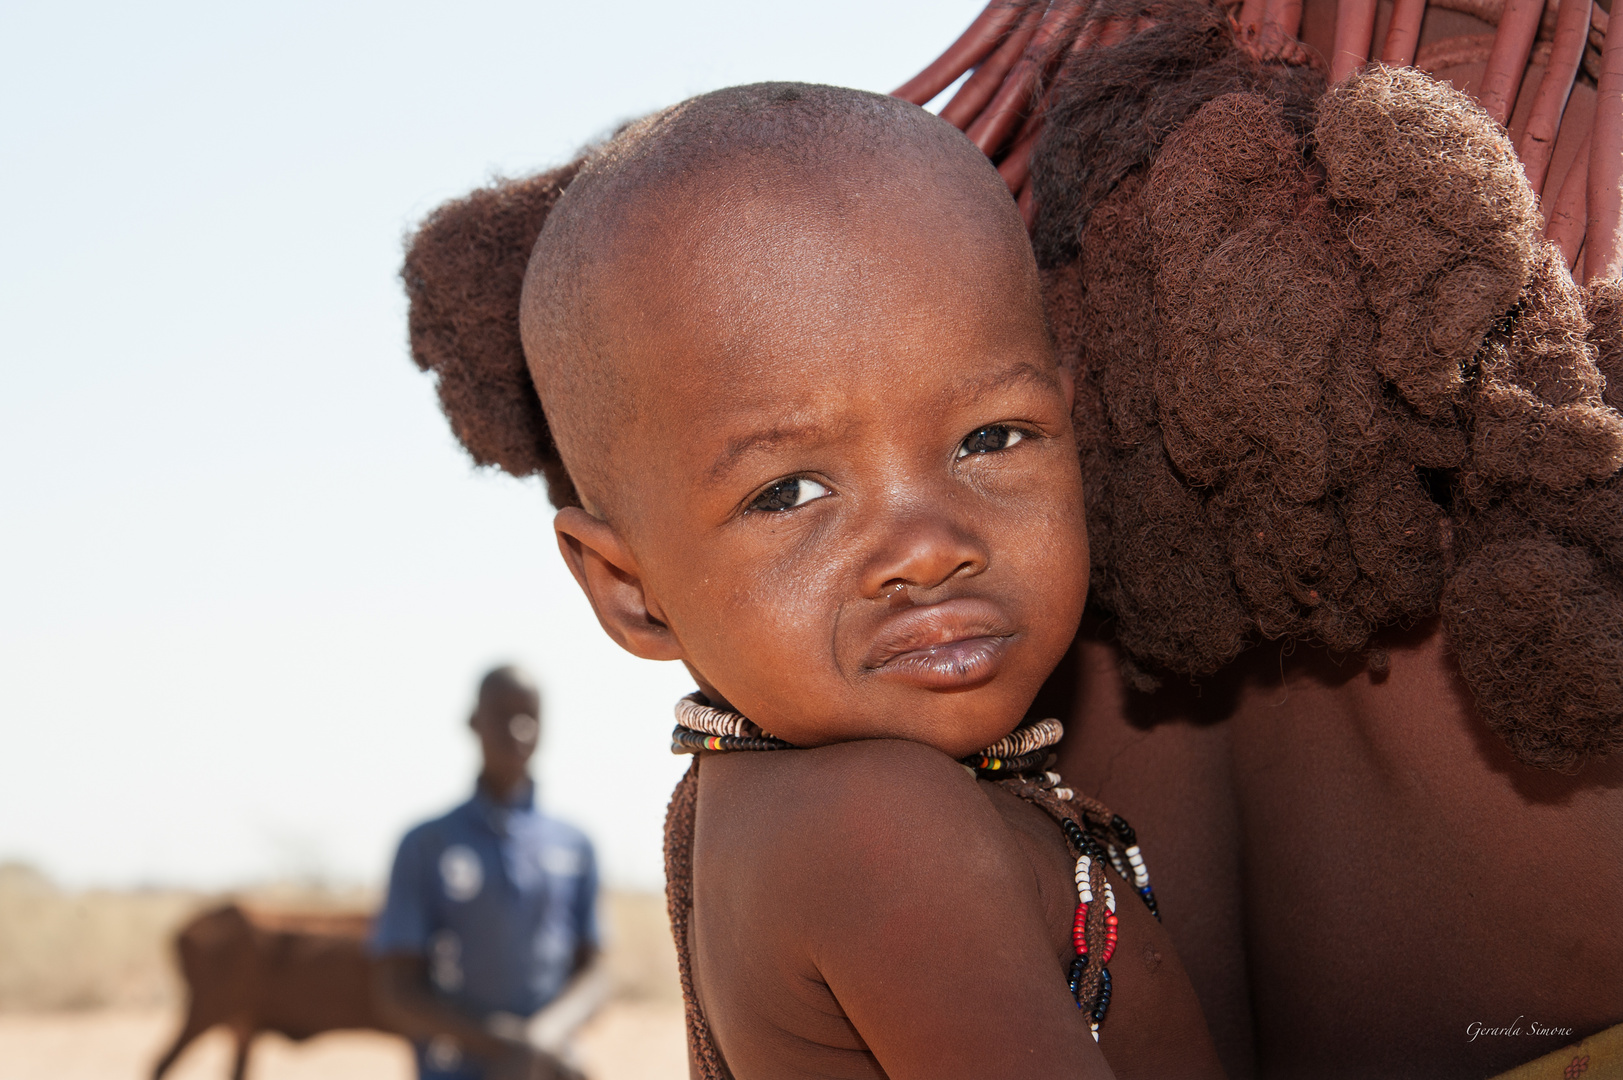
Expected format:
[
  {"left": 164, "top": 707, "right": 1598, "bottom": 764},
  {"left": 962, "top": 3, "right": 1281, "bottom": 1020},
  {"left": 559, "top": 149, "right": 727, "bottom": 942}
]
[{"left": 372, "top": 783, "right": 599, "bottom": 1080}]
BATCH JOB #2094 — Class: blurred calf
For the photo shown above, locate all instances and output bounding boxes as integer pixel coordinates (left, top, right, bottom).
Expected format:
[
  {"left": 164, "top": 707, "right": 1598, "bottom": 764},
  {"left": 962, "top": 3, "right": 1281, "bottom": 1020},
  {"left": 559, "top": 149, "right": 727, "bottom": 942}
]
[{"left": 152, "top": 903, "right": 387, "bottom": 1080}]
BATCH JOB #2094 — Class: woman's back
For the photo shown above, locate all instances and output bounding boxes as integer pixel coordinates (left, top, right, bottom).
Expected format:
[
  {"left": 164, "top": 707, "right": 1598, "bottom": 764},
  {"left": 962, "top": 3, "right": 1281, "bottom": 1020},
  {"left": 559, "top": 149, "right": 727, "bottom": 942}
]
[{"left": 1058, "top": 619, "right": 1623, "bottom": 1079}]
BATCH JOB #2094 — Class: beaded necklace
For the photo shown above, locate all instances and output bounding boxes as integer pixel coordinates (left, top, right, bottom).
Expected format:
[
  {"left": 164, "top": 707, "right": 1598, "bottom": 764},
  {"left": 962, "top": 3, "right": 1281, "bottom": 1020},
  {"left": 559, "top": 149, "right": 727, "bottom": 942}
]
[{"left": 663, "top": 692, "right": 1161, "bottom": 1072}]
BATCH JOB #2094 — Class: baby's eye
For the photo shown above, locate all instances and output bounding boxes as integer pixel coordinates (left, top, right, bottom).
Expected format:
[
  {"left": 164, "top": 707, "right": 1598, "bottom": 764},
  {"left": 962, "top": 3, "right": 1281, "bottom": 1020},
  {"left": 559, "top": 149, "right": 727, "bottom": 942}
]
[
  {"left": 748, "top": 476, "right": 830, "bottom": 513},
  {"left": 957, "top": 425, "right": 1026, "bottom": 458}
]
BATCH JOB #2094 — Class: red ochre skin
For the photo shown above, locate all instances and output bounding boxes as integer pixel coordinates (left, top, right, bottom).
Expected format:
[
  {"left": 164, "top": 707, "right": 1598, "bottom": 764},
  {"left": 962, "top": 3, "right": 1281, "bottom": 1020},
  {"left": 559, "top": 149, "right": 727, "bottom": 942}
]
[
  {"left": 548, "top": 145, "right": 1224, "bottom": 1077},
  {"left": 1053, "top": 618, "right": 1623, "bottom": 1080}
]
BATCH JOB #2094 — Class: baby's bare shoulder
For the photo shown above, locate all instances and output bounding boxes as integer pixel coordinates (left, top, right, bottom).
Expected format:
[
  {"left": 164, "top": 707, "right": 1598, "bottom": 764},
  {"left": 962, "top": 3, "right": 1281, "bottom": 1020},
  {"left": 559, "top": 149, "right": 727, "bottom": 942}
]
[
  {"left": 699, "top": 740, "right": 1012, "bottom": 866},
  {"left": 691, "top": 743, "right": 1108, "bottom": 1079},
  {"left": 694, "top": 741, "right": 1043, "bottom": 959}
]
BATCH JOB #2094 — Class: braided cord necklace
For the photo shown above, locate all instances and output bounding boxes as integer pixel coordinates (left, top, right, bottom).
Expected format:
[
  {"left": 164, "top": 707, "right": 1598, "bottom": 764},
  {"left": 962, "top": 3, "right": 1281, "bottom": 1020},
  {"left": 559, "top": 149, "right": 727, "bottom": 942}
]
[{"left": 667, "top": 692, "right": 1160, "bottom": 1046}]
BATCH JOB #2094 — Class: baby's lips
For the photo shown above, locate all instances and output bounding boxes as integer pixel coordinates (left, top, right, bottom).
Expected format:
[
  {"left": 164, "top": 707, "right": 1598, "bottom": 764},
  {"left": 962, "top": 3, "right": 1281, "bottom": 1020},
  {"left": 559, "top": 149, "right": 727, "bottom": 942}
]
[{"left": 862, "top": 596, "right": 1018, "bottom": 670}]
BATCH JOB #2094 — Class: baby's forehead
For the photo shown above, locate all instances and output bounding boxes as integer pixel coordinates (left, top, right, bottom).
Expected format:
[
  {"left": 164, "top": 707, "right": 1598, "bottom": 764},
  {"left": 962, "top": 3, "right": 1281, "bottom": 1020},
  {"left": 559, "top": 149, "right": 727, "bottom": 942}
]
[
  {"left": 618, "top": 150, "right": 1000, "bottom": 271},
  {"left": 582, "top": 163, "right": 1047, "bottom": 437},
  {"left": 602, "top": 167, "right": 1030, "bottom": 351},
  {"left": 520, "top": 84, "right": 1042, "bottom": 518}
]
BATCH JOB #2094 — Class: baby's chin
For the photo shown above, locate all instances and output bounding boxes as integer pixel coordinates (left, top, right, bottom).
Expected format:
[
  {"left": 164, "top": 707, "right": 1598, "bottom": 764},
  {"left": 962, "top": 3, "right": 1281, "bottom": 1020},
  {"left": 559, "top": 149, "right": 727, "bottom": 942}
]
[
  {"left": 913, "top": 716, "right": 1035, "bottom": 760},
  {"left": 767, "top": 697, "right": 1036, "bottom": 760}
]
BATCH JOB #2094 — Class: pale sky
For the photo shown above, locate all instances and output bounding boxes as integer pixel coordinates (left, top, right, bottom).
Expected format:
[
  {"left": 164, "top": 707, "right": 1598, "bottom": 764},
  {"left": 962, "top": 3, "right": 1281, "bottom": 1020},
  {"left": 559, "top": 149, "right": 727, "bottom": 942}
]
[{"left": 0, "top": 0, "right": 983, "bottom": 893}]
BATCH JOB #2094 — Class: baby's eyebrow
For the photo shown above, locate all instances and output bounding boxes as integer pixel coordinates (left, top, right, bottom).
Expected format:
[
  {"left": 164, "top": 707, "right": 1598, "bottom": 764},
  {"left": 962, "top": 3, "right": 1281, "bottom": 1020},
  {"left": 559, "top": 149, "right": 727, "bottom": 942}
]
[
  {"left": 706, "top": 360, "right": 1056, "bottom": 481},
  {"left": 708, "top": 422, "right": 829, "bottom": 481},
  {"left": 950, "top": 360, "right": 1055, "bottom": 399}
]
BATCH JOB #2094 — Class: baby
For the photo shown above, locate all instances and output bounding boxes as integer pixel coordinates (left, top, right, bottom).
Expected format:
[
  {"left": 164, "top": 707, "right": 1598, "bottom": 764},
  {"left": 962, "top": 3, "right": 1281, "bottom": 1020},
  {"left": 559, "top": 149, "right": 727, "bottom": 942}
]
[{"left": 419, "top": 83, "right": 1221, "bottom": 1079}]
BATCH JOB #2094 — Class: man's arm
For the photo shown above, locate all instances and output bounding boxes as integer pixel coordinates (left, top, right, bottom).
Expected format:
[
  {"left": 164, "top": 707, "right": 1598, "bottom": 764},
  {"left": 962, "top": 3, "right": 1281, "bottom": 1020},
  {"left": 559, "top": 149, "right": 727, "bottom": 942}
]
[
  {"left": 525, "top": 843, "right": 608, "bottom": 1059},
  {"left": 372, "top": 954, "right": 581, "bottom": 1080},
  {"left": 571, "top": 941, "right": 598, "bottom": 980}
]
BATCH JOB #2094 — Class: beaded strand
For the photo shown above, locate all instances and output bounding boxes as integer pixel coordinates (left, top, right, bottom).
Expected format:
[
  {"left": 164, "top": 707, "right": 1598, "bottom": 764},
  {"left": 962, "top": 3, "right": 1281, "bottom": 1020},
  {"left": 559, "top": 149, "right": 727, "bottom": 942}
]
[
  {"left": 670, "top": 727, "right": 795, "bottom": 753},
  {"left": 674, "top": 693, "right": 783, "bottom": 739},
  {"left": 979, "top": 717, "right": 1064, "bottom": 759},
  {"left": 985, "top": 768, "right": 1161, "bottom": 1039},
  {"left": 1110, "top": 814, "right": 1159, "bottom": 919}
]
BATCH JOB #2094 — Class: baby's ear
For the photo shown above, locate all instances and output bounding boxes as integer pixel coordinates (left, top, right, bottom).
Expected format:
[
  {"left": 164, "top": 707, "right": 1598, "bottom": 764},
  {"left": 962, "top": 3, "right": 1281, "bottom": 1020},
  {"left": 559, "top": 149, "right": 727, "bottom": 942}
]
[{"left": 553, "top": 508, "right": 685, "bottom": 662}]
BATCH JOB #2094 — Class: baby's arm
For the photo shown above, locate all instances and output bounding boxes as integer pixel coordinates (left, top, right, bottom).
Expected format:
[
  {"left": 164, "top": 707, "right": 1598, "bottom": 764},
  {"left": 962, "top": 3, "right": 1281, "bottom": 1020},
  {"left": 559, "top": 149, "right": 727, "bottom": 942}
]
[{"left": 695, "top": 740, "right": 1118, "bottom": 1080}]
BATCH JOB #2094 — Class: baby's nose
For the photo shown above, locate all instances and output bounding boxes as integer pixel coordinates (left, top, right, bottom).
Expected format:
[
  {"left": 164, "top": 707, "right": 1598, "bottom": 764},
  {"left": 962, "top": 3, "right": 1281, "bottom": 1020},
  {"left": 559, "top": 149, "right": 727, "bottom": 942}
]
[{"left": 859, "top": 506, "right": 990, "bottom": 598}]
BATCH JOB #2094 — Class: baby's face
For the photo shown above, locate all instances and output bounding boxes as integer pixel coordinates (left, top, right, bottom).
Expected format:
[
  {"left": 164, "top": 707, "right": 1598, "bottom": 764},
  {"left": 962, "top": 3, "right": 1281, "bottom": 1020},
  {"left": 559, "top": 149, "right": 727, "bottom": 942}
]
[{"left": 564, "top": 171, "right": 1088, "bottom": 757}]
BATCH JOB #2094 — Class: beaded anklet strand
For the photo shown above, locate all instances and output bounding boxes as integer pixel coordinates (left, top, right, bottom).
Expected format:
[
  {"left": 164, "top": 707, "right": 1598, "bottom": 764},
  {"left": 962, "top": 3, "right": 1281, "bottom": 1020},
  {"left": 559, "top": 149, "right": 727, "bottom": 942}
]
[{"left": 666, "top": 692, "right": 1160, "bottom": 1050}]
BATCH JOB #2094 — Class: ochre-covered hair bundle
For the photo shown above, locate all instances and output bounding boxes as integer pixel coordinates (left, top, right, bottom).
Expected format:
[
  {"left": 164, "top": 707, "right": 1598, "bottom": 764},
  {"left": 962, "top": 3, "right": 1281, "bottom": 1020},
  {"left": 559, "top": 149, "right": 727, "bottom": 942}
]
[
  {"left": 403, "top": 162, "right": 586, "bottom": 508},
  {"left": 1030, "top": 7, "right": 1623, "bottom": 767}
]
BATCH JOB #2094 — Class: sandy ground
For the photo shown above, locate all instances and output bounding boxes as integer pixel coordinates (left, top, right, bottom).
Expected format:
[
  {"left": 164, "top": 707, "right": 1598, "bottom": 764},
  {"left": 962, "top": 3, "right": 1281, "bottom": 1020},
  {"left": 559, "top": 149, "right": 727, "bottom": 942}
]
[{"left": 0, "top": 1001, "right": 687, "bottom": 1080}]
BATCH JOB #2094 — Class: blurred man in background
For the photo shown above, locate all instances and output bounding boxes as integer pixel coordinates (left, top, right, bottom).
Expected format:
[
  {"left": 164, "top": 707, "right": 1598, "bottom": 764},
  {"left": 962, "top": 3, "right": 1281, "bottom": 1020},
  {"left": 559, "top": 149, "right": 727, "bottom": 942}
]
[{"left": 372, "top": 666, "right": 599, "bottom": 1080}]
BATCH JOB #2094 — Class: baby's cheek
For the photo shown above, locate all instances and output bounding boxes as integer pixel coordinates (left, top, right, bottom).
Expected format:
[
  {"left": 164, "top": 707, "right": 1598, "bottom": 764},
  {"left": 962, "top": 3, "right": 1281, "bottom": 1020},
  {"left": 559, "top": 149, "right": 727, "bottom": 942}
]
[
  {"left": 996, "top": 468, "right": 1088, "bottom": 578},
  {"left": 668, "top": 546, "right": 847, "bottom": 723},
  {"left": 1000, "top": 486, "right": 1090, "bottom": 647}
]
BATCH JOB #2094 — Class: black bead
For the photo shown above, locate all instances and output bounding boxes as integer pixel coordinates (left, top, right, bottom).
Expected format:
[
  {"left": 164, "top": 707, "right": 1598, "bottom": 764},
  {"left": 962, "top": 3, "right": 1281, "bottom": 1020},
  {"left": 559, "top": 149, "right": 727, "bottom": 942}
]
[
  {"left": 1091, "top": 967, "right": 1114, "bottom": 1024},
  {"left": 1110, "top": 815, "right": 1136, "bottom": 844}
]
